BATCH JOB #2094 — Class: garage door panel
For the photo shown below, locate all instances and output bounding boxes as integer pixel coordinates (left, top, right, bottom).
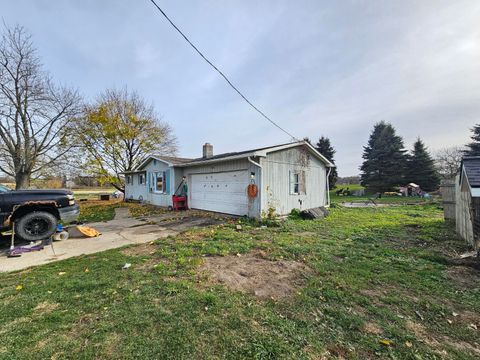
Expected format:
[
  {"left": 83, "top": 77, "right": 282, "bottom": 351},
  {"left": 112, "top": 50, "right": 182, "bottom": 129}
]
[{"left": 190, "top": 170, "right": 248, "bottom": 215}]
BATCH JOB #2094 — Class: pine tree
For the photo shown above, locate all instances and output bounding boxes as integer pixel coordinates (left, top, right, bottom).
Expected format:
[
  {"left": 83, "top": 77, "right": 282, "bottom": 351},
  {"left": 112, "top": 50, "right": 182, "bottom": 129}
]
[
  {"left": 464, "top": 124, "right": 480, "bottom": 156},
  {"left": 360, "top": 121, "right": 408, "bottom": 192},
  {"left": 315, "top": 136, "right": 338, "bottom": 189},
  {"left": 407, "top": 138, "right": 440, "bottom": 191}
]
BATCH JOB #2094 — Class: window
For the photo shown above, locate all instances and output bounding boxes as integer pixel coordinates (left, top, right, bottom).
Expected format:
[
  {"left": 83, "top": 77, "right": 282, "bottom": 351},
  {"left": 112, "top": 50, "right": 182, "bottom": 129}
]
[
  {"left": 156, "top": 172, "right": 164, "bottom": 192},
  {"left": 290, "top": 171, "right": 306, "bottom": 195},
  {"left": 139, "top": 174, "right": 145, "bottom": 185},
  {"left": 126, "top": 175, "right": 131, "bottom": 185},
  {"left": 155, "top": 171, "right": 169, "bottom": 193},
  {"left": 293, "top": 173, "right": 300, "bottom": 194}
]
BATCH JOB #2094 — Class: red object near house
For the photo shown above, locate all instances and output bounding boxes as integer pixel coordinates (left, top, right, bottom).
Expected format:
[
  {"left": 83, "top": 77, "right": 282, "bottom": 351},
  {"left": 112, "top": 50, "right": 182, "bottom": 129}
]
[{"left": 172, "top": 195, "right": 188, "bottom": 211}]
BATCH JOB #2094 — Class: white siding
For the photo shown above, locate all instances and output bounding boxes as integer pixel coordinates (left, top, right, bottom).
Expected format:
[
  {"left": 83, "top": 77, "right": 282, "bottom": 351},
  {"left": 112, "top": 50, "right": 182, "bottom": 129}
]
[{"left": 260, "top": 147, "right": 328, "bottom": 216}]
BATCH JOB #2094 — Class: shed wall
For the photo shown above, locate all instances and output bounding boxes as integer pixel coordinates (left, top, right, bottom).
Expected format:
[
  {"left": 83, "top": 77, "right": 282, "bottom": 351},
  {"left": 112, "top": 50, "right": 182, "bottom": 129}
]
[{"left": 455, "top": 175, "right": 474, "bottom": 245}]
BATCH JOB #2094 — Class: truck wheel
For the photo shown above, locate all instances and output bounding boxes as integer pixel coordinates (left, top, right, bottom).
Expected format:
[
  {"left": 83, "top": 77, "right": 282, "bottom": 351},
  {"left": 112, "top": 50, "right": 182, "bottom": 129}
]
[{"left": 15, "top": 211, "right": 58, "bottom": 242}]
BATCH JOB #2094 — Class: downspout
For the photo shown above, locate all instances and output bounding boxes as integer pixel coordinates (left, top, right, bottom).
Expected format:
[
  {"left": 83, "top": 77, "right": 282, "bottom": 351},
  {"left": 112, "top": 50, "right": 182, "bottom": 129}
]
[
  {"left": 326, "top": 167, "right": 332, "bottom": 207},
  {"left": 248, "top": 156, "right": 262, "bottom": 218},
  {"left": 248, "top": 156, "right": 262, "bottom": 170}
]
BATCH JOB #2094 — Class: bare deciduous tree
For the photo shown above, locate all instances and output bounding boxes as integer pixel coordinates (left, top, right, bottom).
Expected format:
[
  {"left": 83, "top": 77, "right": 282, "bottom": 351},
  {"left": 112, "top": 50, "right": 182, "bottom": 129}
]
[
  {"left": 0, "top": 25, "right": 81, "bottom": 189},
  {"left": 434, "top": 146, "right": 464, "bottom": 180},
  {"left": 74, "top": 88, "right": 177, "bottom": 191}
]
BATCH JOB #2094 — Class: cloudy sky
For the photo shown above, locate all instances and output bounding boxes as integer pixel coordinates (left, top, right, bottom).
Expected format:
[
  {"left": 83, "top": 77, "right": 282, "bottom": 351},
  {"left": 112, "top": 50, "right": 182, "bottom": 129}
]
[{"left": 2, "top": 0, "right": 479, "bottom": 175}]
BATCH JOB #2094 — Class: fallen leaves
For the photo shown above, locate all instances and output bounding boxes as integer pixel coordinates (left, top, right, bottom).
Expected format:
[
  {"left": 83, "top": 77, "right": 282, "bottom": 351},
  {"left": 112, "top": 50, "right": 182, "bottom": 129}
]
[{"left": 379, "top": 339, "right": 392, "bottom": 346}]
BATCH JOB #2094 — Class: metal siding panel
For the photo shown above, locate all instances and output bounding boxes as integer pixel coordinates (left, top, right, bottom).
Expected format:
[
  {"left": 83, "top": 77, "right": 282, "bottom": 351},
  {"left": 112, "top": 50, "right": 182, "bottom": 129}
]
[
  {"left": 190, "top": 170, "right": 249, "bottom": 215},
  {"left": 182, "top": 159, "right": 249, "bottom": 175},
  {"left": 262, "top": 147, "right": 327, "bottom": 215}
]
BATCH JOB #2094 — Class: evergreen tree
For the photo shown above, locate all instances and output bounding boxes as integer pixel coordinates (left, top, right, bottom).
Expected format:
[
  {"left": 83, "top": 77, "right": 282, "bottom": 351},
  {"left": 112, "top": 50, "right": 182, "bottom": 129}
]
[
  {"left": 464, "top": 124, "right": 480, "bottom": 156},
  {"left": 407, "top": 138, "right": 440, "bottom": 191},
  {"left": 360, "top": 121, "right": 408, "bottom": 192},
  {"left": 315, "top": 136, "right": 338, "bottom": 189}
]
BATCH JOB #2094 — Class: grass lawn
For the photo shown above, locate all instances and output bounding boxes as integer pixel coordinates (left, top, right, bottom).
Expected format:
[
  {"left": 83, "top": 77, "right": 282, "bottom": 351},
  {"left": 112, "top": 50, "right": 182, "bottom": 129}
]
[
  {"left": 77, "top": 200, "right": 123, "bottom": 223},
  {"left": 1, "top": 202, "right": 479, "bottom": 359},
  {"left": 77, "top": 201, "right": 170, "bottom": 223}
]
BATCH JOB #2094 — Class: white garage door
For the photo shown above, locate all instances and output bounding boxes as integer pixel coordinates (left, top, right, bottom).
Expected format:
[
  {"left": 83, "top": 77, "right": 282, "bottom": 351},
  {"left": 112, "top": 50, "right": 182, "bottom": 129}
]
[{"left": 190, "top": 170, "right": 249, "bottom": 215}]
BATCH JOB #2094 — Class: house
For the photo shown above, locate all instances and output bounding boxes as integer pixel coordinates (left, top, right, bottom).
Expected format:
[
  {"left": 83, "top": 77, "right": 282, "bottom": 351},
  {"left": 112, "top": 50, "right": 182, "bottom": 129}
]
[
  {"left": 455, "top": 157, "right": 480, "bottom": 250},
  {"left": 124, "top": 141, "right": 334, "bottom": 218}
]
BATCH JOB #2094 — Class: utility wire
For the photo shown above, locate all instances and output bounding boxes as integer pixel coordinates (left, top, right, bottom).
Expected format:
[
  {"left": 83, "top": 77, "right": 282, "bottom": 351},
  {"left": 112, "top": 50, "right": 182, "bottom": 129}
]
[{"left": 148, "top": 0, "right": 298, "bottom": 141}]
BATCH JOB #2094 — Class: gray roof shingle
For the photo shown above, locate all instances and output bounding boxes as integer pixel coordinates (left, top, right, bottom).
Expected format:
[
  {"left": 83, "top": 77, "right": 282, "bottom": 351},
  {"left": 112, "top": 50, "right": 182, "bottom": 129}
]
[
  {"left": 150, "top": 156, "right": 193, "bottom": 165},
  {"left": 463, "top": 157, "right": 480, "bottom": 187}
]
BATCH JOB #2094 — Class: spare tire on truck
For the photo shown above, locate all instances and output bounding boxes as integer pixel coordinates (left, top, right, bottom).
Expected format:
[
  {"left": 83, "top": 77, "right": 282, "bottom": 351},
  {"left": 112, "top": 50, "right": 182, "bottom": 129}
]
[{"left": 15, "top": 211, "right": 58, "bottom": 242}]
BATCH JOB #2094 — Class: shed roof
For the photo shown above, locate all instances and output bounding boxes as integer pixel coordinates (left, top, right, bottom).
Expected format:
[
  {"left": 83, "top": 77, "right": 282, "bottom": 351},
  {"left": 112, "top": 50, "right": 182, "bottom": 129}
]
[{"left": 462, "top": 157, "right": 480, "bottom": 188}]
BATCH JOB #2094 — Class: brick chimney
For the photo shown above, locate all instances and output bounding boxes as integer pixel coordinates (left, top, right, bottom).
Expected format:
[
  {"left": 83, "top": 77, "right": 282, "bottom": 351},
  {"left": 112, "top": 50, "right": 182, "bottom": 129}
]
[{"left": 202, "top": 143, "right": 213, "bottom": 158}]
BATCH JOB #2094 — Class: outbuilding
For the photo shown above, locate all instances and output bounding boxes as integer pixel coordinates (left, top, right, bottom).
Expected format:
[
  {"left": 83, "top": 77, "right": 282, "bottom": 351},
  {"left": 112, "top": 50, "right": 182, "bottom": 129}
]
[
  {"left": 124, "top": 141, "right": 334, "bottom": 218},
  {"left": 455, "top": 157, "right": 480, "bottom": 250}
]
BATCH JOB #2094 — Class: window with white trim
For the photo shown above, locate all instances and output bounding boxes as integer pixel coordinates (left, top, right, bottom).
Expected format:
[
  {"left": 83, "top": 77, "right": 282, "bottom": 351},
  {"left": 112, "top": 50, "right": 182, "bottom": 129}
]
[
  {"left": 126, "top": 175, "right": 131, "bottom": 185},
  {"left": 139, "top": 174, "right": 145, "bottom": 185}
]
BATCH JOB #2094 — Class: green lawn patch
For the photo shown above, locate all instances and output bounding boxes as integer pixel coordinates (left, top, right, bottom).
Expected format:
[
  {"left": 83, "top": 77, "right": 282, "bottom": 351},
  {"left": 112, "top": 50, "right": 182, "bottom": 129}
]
[
  {"left": 1, "top": 205, "right": 479, "bottom": 359},
  {"left": 78, "top": 201, "right": 121, "bottom": 223}
]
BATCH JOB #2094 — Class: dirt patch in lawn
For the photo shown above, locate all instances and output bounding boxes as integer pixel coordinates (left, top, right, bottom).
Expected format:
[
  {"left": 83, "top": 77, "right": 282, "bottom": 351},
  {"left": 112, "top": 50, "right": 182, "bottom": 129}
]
[
  {"left": 121, "top": 243, "right": 157, "bottom": 257},
  {"left": 34, "top": 301, "right": 59, "bottom": 315},
  {"left": 406, "top": 320, "right": 480, "bottom": 356},
  {"left": 362, "top": 322, "right": 383, "bottom": 335},
  {"left": 199, "top": 252, "right": 312, "bottom": 300},
  {"left": 448, "top": 257, "right": 480, "bottom": 271},
  {"left": 445, "top": 265, "right": 480, "bottom": 289}
]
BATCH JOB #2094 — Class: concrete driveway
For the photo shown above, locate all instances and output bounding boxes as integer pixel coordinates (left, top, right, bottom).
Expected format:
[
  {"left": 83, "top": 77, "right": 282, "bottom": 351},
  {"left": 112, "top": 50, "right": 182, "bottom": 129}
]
[{"left": 0, "top": 208, "right": 227, "bottom": 272}]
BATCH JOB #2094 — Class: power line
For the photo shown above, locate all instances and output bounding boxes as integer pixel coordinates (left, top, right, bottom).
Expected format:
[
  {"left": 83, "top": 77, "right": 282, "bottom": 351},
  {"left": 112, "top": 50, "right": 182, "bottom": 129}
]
[{"left": 148, "top": 0, "right": 298, "bottom": 141}]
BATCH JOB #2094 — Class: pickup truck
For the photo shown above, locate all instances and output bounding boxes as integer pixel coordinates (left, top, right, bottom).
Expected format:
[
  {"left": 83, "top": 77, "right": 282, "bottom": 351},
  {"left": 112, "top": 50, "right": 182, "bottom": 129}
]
[{"left": 0, "top": 184, "right": 80, "bottom": 241}]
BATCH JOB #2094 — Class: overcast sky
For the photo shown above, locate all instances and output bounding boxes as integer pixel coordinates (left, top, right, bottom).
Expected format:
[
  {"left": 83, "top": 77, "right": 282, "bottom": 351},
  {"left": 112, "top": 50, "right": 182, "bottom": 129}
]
[{"left": 2, "top": 0, "right": 479, "bottom": 175}]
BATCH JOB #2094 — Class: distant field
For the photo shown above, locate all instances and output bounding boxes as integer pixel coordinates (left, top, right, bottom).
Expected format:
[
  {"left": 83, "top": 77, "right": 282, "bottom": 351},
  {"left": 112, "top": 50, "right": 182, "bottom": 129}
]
[
  {"left": 73, "top": 188, "right": 116, "bottom": 200},
  {"left": 330, "top": 184, "right": 435, "bottom": 205},
  {"left": 333, "top": 183, "right": 364, "bottom": 191}
]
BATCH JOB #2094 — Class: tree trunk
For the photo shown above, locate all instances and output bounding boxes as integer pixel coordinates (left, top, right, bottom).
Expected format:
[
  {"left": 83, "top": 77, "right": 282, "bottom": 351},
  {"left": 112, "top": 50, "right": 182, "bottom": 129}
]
[{"left": 15, "top": 172, "right": 31, "bottom": 189}]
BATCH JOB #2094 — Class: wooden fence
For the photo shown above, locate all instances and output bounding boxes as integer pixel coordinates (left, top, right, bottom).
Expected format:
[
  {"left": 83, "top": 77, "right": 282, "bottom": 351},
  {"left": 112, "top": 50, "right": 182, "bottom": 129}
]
[{"left": 440, "top": 179, "right": 456, "bottom": 220}]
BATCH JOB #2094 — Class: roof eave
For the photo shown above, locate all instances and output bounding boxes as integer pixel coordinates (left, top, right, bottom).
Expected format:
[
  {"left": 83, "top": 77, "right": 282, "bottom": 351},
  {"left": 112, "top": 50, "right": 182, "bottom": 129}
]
[
  {"left": 176, "top": 152, "right": 265, "bottom": 167},
  {"left": 120, "top": 170, "right": 147, "bottom": 175},
  {"left": 262, "top": 141, "right": 335, "bottom": 167}
]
